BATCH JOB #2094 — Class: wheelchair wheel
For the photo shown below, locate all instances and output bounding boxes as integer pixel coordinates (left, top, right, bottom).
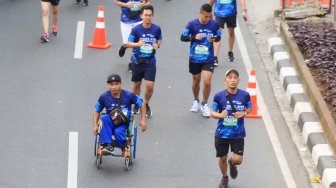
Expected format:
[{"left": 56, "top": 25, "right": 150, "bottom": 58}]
[
  {"left": 96, "top": 155, "right": 102, "bottom": 169},
  {"left": 130, "top": 121, "right": 137, "bottom": 165},
  {"left": 94, "top": 125, "right": 102, "bottom": 169},
  {"left": 125, "top": 157, "right": 130, "bottom": 171}
]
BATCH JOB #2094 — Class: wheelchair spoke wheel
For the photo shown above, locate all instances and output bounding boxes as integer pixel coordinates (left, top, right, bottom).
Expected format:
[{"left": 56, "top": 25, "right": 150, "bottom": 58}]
[
  {"left": 96, "top": 155, "right": 102, "bottom": 169},
  {"left": 125, "top": 157, "right": 130, "bottom": 171}
]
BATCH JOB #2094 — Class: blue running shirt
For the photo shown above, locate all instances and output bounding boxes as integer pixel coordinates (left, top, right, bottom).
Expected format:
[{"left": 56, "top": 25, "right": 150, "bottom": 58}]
[
  {"left": 214, "top": 0, "right": 237, "bottom": 18},
  {"left": 212, "top": 89, "right": 252, "bottom": 139},
  {"left": 95, "top": 89, "right": 143, "bottom": 119},
  {"left": 182, "top": 19, "right": 221, "bottom": 64},
  {"left": 117, "top": 0, "right": 143, "bottom": 24},
  {"left": 129, "top": 24, "right": 162, "bottom": 64}
]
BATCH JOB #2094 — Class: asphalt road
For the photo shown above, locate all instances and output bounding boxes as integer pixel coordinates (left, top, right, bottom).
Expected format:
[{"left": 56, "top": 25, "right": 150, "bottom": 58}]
[{"left": 0, "top": 0, "right": 315, "bottom": 187}]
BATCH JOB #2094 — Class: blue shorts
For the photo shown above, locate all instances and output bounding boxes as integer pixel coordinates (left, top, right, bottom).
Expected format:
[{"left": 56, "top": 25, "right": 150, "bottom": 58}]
[{"left": 131, "top": 63, "right": 156, "bottom": 82}]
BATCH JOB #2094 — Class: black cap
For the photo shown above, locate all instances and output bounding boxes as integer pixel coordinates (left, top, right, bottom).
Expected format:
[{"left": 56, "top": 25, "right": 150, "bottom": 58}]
[
  {"left": 107, "top": 74, "right": 121, "bottom": 83},
  {"left": 225, "top": 69, "right": 239, "bottom": 77}
]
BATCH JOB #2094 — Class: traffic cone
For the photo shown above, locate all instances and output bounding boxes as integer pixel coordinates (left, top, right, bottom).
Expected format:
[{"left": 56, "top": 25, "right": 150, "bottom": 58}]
[
  {"left": 245, "top": 69, "right": 262, "bottom": 119},
  {"left": 87, "top": 5, "right": 111, "bottom": 49}
]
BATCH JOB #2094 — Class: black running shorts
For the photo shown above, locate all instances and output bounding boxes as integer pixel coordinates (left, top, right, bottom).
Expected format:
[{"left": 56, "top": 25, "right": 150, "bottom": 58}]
[
  {"left": 215, "top": 15, "right": 237, "bottom": 29},
  {"left": 215, "top": 137, "right": 244, "bottom": 157},
  {"left": 189, "top": 61, "right": 214, "bottom": 75},
  {"left": 131, "top": 63, "right": 156, "bottom": 82},
  {"left": 41, "top": 0, "right": 60, "bottom": 6}
]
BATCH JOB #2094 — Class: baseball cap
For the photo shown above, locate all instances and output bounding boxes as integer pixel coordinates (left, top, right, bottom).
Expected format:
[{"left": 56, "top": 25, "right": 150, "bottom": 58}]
[
  {"left": 107, "top": 74, "right": 121, "bottom": 83},
  {"left": 225, "top": 69, "right": 239, "bottom": 77}
]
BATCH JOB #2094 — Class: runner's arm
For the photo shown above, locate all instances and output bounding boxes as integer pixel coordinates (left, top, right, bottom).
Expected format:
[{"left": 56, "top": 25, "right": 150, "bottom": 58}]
[{"left": 114, "top": 0, "right": 132, "bottom": 8}]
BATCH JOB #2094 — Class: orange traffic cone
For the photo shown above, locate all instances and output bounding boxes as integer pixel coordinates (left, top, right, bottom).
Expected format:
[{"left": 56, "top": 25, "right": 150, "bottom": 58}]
[
  {"left": 87, "top": 5, "right": 111, "bottom": 49},
  {"left": 245, "top": 69, "right": 262, "bottom": 119}
]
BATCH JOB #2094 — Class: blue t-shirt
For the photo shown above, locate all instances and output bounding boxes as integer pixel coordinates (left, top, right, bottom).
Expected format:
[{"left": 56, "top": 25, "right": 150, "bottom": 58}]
[
  {"left": 212, "top": 89, "right": 252, "bottom": 139},
  {"left": 117, "top": 0, "right": 143, "bottom": 24},
  {"left": 95, "top": 89, "right": 143, "bottom": 120},
  {"left": 182, "top": 19, "right": 221, "bottom": 64},
  {"left": 214, "top": 0, "right": 237, "bottom": 18},
  {"left": 129, "top": 24, "right": 162, "bottom": 64}
]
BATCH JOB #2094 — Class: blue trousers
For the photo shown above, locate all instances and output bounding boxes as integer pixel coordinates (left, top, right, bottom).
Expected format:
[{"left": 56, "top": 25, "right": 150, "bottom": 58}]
[{"left": 99, "top": 114, "right": 127, "bottom": 148}]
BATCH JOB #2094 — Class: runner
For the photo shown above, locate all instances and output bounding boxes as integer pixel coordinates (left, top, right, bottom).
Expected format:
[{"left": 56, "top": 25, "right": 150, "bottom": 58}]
[
  {"left": 210, "top": 69, "right": 252, "bottom": 188},
  {"left": 114, "top": 0, "right": 151, "bottom": 72},
  {"left": 40, "top": 0, "right": 60, "bottom": 42},
  {"left": 127, "top": 5, "right": 162, "bottom": 118},
  {"left": 209, "top": 0, "right": 247, "bottom": 65},
  {"left": 180, "top": 3, "right": 221, "bottom": 117}
]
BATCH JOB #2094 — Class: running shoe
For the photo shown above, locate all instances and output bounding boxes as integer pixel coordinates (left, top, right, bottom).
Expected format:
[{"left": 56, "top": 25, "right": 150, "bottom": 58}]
[
  {"left": 214, "top": 57, "right": 218, "bottom": 67},
  {"left": 132, "top": 105, "right": 140, "bottom": 114},
  {"left": 118, "top": 45, "right": 127, "bottom": 57},
  {"left": 218, "top": 176, "right": 229, "bottom": 188},
  {"left": 228, "top": 158, "right": 238, "bottom": 179},
  {"left": 51, "top": 26, "right": 58, "bottom": 36},
  {"left": 74, "top": 0, "right": 80, "bottom": 4},
  {"left": 102, "top": 144, "right": 114, "bottom": 155},
  {"left": 82, "top": 1, "right": 88, "bottom": 6},
  {"left": 40, "top": 33, "right": 49, "bottom": 43},
  {"left": 200, "top": 103, "right": 210, "bottom": 117},
  {"left": 146, "top": 104, "right": 152, "bottom": 118},
  {"left": 128, "top": 62, "right": 133, "bottom": 73},
  {"left": 228, "top": 51, "right": 235, "bottom": 62},
  {"left": 190, "top": 100, "right": 199, "bottom": 112}
]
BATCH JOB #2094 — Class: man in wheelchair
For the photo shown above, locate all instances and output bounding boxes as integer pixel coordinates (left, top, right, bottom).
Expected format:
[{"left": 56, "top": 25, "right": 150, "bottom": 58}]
[{"left": 93, "top": 73, "right": 147, "bottom": 155}]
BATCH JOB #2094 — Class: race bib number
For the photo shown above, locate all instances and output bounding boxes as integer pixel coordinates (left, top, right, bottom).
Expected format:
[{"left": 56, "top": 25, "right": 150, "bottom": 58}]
[
  {"left": 131, "top": 1, "right": 140, "bottom": 11},
  {"left": 140, "top": 44, "right": 153, "bottom": 54},
  {"left": 223, "top": 116, "right": 238, "bottom": 126},
  {"left": 195, "top": 45, "right": 209, "bottom": 55},
  {"left": 220, "top": 0, "right": 232, "bottom": 4}
]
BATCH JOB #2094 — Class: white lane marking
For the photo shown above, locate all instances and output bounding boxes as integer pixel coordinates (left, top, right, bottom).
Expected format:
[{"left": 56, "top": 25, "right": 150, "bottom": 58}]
[
  {"left": 236, "top": 23, "right": 298, "bottom": 188},
  {"left": 67, "top": 132, "right": 78, "bottom": 188},
  {"left": 74, "top": 21, "right": 85, "bottom": 59}
]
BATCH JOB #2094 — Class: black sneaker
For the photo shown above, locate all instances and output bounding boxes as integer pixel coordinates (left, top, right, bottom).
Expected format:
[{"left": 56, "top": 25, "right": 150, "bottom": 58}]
[
  {"left": 218, "top": 176, "right": 229, "bottom": 188},
  {"left": 102, "top": 144, "right": 114, "bottom": 155},
  {"left": 74, "top": 0, "right": 80, "bottom": 4},
  {"left": 128, "top": 62, "right": 133, "bottom": 73},
  {"left": 228, "top": 51, "right": 235, "bottom": 62},
  {"left": 51, "top": 26, "right": 58, "bottom": 36},
  {"left": 228, "top": 158, "right": 238, "bottom": 179},
  {"left": 82, "top": 1, "right": 88, "bottom": 6},
  {"left": 118, "top": 45, "right": 127, "bottom": 57},
  {"left": 214, "top": 57, "right": 218, "bottom": 67},
  {"left": 146, "top": 104, "right": 152, "bottom": 118},
  {"left": 132, "top": 105, "right": 140, "bottom": 114},
  {"left": 40, "top": 34, "right": 49, "bottom": 43}
]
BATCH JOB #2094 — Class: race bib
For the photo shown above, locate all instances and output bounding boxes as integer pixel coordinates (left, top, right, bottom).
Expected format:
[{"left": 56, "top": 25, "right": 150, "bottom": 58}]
[
  {"left": 130, "top": 1, "right": 141, "bottom": 11},
  {"left": 140, "top": 44, "right": 154, "bottom": 54},
  {"left": 195, "top": 45, "right": 209, "bottom": 55},
  {"left": 220, "top": 0, "right": 232, "bottom": 4},
  {"left": 223, "top": 116, "right": 238, "bottom": 126}
]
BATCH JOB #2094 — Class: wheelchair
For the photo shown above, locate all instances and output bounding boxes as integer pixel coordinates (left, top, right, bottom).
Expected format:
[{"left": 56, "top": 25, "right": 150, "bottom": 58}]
[{"left": 94, "top": 114, "right": 137, "bottom": 171}]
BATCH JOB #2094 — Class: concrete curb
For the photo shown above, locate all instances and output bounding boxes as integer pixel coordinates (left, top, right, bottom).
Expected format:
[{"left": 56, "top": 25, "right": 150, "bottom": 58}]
[{"left": 267, "top": 36, "right": 336, "bottom": 188}]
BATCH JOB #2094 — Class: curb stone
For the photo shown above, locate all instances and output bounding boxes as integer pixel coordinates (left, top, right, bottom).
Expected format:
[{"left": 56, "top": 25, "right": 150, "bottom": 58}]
[{"left": 267, "top": 36, "right": 336, "bottom": 188}]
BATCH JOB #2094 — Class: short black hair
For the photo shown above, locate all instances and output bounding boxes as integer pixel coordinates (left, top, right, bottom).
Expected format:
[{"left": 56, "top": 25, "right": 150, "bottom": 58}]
[
  {"left": 141, "top": 5, "right": 154, "bottom": 14},
  {"left": 200, "top": 3, "right": 212, "bottom": 13}
]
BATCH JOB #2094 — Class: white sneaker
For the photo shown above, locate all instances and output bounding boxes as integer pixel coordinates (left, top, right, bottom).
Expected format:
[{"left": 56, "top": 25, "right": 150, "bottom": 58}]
[
  {"left": 201, "top": 103, "right": 210, "bottom": 117},
  {"left": 190, "top": 100, "right": 199, "bottom": 112}
]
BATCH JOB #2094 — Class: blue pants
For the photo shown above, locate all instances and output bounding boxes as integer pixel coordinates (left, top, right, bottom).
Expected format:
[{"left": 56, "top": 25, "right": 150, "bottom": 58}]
[{"left": 99, "top": 114, "right": 127, "bottom": 148}]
